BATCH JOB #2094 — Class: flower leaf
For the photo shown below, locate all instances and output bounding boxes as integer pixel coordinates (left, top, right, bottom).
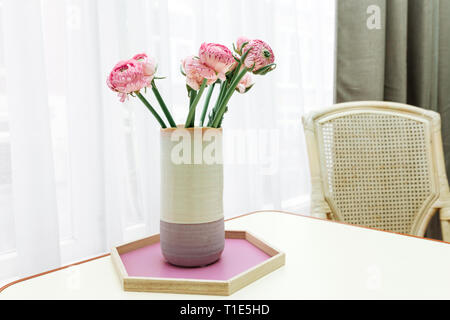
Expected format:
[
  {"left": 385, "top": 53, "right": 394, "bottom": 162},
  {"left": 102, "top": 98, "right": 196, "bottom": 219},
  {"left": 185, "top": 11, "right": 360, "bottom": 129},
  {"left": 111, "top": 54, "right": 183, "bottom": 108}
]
[
  {"left": 240, "top": 41, "right": 249, "bottom": 51},
  {"left": 253, "top": 63, "right": 277, "bottom": 75},
  {"left": 186, "top": 84, "right": 193, "bottom": 96},
  {"left": 240, "top": 46, "right": 252, "bottom": 63},
  {"left": 244, "top": 83, "right": 255, "bottom": 93},
  {"left": 235, "top": 83, "right": 255, "bottom": 93}
]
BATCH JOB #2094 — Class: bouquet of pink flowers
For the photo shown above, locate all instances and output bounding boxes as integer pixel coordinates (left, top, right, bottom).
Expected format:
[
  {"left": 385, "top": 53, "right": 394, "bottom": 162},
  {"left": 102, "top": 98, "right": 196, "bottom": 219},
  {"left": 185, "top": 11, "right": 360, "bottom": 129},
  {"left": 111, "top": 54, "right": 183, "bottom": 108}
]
[{"left": 107, "top": 37, "right": 275, "bottom": 128}]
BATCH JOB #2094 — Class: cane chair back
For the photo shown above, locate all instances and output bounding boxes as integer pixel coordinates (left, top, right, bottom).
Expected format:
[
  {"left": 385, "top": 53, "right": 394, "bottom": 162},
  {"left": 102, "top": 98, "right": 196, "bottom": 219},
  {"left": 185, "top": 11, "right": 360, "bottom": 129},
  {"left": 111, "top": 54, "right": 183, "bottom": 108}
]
[{"left": 302, "top": 101, "right": 450, "bottom": 240}]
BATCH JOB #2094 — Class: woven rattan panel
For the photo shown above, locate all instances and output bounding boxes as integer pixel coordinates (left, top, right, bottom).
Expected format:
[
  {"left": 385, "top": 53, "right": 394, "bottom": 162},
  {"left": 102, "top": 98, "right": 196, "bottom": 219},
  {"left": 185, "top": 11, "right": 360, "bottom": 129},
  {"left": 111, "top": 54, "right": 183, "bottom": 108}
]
[{"left": 319, "top": 112, "right": 433, "bottom": 233}]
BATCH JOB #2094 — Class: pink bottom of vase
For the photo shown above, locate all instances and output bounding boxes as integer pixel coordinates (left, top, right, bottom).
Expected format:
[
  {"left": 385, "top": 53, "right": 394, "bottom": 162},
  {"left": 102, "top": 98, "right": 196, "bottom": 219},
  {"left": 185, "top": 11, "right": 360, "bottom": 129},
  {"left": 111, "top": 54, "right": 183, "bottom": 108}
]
[{"left": 160, "top": 218, "right": 225, "bottom": 267}]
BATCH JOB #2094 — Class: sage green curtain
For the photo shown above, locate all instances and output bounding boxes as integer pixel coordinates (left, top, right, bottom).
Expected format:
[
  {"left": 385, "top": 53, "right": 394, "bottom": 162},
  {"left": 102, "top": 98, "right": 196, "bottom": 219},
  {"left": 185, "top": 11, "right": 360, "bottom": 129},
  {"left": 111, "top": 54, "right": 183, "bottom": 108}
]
[{"left": 335, "top": 0, "right": 450, "bottom": 239}]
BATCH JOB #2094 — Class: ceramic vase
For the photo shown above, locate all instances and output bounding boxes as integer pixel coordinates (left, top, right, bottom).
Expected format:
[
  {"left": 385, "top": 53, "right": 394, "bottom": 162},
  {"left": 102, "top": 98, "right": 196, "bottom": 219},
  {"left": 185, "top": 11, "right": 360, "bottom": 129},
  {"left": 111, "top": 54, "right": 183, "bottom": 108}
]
[{"left": 160, "top": 127, "right": 224, "bottom": 267}]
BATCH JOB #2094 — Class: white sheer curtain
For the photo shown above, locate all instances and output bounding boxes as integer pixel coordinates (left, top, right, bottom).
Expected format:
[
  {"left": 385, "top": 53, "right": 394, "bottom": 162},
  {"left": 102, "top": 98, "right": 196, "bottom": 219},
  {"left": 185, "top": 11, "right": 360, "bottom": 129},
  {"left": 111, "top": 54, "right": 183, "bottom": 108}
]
[{"left": 0, "top": 0, "right": 335, "bottom": 283}]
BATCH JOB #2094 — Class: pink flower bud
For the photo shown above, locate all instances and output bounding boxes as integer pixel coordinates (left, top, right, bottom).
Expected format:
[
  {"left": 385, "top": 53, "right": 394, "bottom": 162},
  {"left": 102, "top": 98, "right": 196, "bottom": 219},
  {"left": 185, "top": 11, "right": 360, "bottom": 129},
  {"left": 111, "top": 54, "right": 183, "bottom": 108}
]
[
  {"left": 236, "top": 73, "right": 253, "bottom": 93},
  {"left": 198, "top": 43, "right": 235, "bottom": 81},
  {"left": 235, "top": 36, "right": 250, "bottom": 54},
  {"left": 181, "top": 56, "right": 218, "bottom": 90},
  {"left": 242, "top": 39, "right": 275, "bottom": 72},
  {"left": 106, "top": 59, "right": 153, "bottom": 102},
  {"left": 132, "top": 53, "right": 157, "bottom": 77}
]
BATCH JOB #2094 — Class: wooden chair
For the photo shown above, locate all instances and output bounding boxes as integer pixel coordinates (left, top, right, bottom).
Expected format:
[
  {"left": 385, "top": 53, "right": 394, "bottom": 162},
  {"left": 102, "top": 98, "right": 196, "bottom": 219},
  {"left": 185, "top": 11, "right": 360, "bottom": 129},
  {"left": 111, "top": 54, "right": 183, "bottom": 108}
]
[{"left": 302, "top": 101, "right": 450, "bottom": 241}]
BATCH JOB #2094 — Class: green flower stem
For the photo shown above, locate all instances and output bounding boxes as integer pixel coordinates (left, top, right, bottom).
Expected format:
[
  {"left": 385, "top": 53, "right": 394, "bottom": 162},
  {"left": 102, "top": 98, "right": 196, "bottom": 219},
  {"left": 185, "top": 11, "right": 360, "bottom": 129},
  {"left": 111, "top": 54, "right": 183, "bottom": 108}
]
[
  {"left": 199, "top": 82, "right": 216, "bottom": 127},
  {"left": 151, "top": 81, "right": 177, "bottom": 128},
  {"left": 217, "top": 107, "right": 226, "bottom": 127},
  {"left": 189, "top": 90, "right": 197, "bottom": 109},
  {"left": 211, "top": 68, "right": 248, "bottom": 128},
  {"left": 228, "top": 47, "right": 250, "bottom": 86},
  {"left": 207, "top": 80, "right": 227, "bottom": 127},
  {"left": 135, "top": 91, "right": 167, "bottom": 128},
  {"left": 229, "top": 60, "right": 243, "bottom": 86},
  {"left": 188, "top": 90, "right": 197, "bottom": 127},
  {"left": 185, "top": 79, "right": 207, "bottom": 128}
]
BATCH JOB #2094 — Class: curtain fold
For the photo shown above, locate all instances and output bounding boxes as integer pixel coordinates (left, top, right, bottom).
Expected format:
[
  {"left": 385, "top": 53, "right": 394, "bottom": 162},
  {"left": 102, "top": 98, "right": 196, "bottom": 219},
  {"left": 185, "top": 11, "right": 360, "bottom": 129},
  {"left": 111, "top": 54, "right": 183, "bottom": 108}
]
[
  {"left": 2, "top": 0, "right": 61, "bottom": 276},
  {"left": 335, "top": 0, "right": 450, "bottom": 239},
  {"left": 384, "top": 0, "right": 407, "bottom": 102},
  {"left": 64, "top": 0, "right": 105, "bottom": 259},
  {"left": 96, "top": 0, "right": 128, "bottom": 248},
  {"left": 335, "top": 0, "right": 386, "bottom": 102}
]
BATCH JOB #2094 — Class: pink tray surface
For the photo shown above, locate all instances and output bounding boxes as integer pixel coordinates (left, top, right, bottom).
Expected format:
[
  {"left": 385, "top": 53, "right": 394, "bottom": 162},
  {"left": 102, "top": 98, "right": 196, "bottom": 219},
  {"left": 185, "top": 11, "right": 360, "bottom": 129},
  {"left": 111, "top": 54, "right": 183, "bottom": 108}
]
[{"left": 120, "top": 238, "right": 271, "bottom": 281}]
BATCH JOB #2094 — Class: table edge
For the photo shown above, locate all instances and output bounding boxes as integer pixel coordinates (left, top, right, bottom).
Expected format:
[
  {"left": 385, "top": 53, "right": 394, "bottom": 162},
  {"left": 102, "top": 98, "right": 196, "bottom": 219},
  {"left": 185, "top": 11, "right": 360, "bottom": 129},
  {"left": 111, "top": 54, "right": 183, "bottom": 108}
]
[{"left": 1, "top": 209, "right": 448, "bottom": 294}]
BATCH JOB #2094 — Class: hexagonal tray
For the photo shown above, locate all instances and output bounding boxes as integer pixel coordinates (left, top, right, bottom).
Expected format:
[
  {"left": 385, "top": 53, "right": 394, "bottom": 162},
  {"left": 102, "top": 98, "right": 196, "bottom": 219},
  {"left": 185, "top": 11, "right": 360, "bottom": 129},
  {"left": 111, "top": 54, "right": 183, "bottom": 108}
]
[{"left": 111, "top": 230, "right": 285, "bottom": 296}]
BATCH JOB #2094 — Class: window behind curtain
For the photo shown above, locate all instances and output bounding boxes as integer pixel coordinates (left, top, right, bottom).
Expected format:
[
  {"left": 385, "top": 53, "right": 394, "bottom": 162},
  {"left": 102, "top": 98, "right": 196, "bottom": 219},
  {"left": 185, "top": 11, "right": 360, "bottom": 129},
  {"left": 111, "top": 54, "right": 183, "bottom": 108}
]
[{"left": 0, "top": 0, "right": 335, "bottom": 284}]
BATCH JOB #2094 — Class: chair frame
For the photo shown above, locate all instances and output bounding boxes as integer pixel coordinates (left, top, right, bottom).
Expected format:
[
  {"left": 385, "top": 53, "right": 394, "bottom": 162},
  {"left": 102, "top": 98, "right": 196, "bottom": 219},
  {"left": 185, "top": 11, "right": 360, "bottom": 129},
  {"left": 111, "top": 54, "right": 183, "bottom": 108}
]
[{"left": 302, "top": 101, "right": 450, "bottom": 241}]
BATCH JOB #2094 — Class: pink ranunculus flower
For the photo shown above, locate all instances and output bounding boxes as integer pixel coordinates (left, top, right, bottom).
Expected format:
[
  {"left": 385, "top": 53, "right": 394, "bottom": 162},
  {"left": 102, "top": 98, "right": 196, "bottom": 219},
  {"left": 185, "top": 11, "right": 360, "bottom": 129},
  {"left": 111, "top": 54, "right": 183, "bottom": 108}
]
[
  {"left": 236, "top": 73, "right": 253, "bottom": 94},
  {"left": 132, "top": 53, "right": 157, "bottom": 78},
  {"left": 181, "top": 56, "right": 218, "bottom": 90},
  {"left": 107, "top": 59, "right": 152, "bottom": 102},
  {"left": 235, "top": 36, "right": 250, "bottom": 54},
  {"left": 242, "top": 39, "right": 275, "bottom": 72},
  {"left": 198, "top": 43, "right": 235, "bottom": 81}
]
